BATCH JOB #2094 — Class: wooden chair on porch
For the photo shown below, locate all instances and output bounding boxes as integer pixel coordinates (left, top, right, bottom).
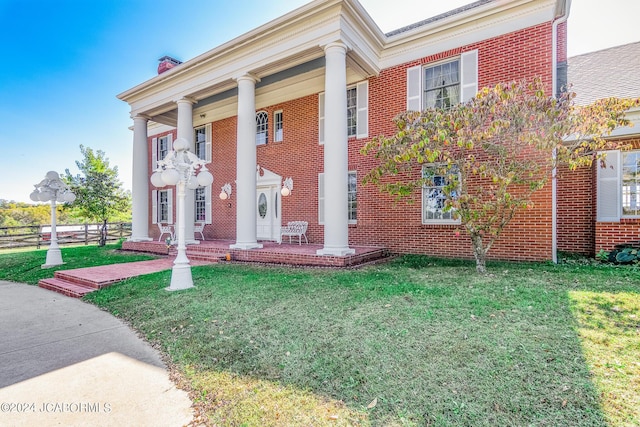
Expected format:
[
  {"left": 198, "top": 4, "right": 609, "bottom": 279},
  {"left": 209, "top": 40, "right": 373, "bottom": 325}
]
[{"left": 157, "top": 223, "right": 174, "bottom": 242}]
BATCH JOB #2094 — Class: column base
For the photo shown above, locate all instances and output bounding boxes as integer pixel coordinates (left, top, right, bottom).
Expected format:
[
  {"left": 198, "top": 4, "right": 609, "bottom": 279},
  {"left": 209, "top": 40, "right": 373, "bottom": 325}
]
[
  {"left": 42, "top": 248, "right": 64, "bottom": 268},
  {"left": 230, "top": 242, "right": 263, "bottom": 250},
  {"left": 316, "top": 246, "right": 356, "bottom": 256}
]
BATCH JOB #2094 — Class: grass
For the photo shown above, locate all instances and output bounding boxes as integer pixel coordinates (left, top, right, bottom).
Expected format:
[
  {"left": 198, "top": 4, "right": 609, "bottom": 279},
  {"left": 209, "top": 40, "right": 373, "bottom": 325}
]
[
  {"left": 1, "top": 246, "right": 637, "bottom": 425},
  {"left": 0, "top": 244, "right": 156, "bottom": 285},
  {"left": 81, "top": 254, "right": 639, "bottom": 426}
]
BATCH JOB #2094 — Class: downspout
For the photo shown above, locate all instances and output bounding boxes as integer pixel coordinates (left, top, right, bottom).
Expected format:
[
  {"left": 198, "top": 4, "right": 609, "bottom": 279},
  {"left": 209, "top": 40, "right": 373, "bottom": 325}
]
[{"left": 551, "top": 0, "right": 570, "bottom": 264}]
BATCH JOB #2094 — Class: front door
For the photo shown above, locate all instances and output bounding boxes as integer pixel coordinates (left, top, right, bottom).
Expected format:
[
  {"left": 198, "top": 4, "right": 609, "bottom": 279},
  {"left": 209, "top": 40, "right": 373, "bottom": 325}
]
[{"left": 256, "top": 185, "right": 279, "bottom": 240}]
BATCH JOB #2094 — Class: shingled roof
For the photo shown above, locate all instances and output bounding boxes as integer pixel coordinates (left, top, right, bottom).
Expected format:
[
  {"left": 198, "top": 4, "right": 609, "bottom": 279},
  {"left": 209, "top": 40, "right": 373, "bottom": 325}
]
[
  {"left": 568, "top": 41, "right": 640, "bottom": 105},
  {"left": 385, "top": 0, "right": 493, "bottom": 37}
]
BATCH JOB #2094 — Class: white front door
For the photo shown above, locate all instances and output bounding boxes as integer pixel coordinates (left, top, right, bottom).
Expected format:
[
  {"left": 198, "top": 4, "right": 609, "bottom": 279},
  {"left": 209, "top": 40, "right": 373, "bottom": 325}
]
[{"left": 256, "top": 186, "right": 279, "bottom": 240}]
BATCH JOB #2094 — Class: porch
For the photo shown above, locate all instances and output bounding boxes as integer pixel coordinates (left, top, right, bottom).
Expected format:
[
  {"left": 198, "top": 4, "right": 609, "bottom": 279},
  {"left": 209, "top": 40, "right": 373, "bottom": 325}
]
[{"left": 122, "top": 239, "right": 389, "bottom": 268}]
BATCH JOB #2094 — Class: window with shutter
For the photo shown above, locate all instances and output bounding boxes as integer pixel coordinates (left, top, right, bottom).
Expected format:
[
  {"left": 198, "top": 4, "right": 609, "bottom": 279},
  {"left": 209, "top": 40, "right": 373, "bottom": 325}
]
[{"left": 596, "top": 150, "right": 622, "bottom": 222}]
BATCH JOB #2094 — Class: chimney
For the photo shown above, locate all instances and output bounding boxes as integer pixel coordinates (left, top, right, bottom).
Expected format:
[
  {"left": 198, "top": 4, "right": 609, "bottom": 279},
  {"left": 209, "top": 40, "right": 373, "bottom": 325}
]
[{"left": 158, "top": 56, "right": 182, "bottom": 75}]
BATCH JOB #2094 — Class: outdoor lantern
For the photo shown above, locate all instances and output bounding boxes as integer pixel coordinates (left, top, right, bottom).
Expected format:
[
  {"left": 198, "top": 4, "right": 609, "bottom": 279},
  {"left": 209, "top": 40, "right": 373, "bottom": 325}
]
[
  {"left": 219, "top": 183, "right": 232, "bottom": 200},
  {"left": 281, "top": 177, "right": 293, "bottom": 196}
]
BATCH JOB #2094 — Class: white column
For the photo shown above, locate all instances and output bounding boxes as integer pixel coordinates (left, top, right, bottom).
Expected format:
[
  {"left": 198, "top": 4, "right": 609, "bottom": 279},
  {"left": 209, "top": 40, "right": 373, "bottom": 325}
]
[
  {"left": 230, "top": 74, "right": 262, "bottom": 250},
  {"left": 318, "top": 42, "right": 354, "bottom": 256},
  {"left": 130, "top": 115, "right": 152, "bottom": 241},
  {"left": 176, "top": 98, "right": 197, "bottom": 244}
]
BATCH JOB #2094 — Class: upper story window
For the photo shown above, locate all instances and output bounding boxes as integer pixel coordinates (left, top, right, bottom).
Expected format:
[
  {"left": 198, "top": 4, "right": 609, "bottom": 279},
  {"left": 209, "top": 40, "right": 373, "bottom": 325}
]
[
  {"left": 422, "top": 165, "right": 460, "bottom": 224},
  {"left": 407, "top": 50, "right": 478, "bottom": 112},
  {"left": 193, "top": 124, "right": 211, "bottom": 162},
  {"left": 256, "top": 111, "right": 268, "bottom": 145},
  {"left": 158, "top": 135, "right": 170, "bottom": 161},
  {"left": 319, "top": 81, "right": 369, "bottom": 144},
  {"left": 424, "top": 60, "right": 460, "bottom": 110},
  {"left": 274, "top": 110, "right": 283, "bottom": 142}
]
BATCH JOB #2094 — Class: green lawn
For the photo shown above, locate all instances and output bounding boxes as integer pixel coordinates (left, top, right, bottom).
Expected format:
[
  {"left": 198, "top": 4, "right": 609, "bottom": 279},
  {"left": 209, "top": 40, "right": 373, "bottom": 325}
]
[
  {"left": 0, "top": 244, "right": 156, "bottom": 285},
  {"left": 1, "top": 247, "right": 638, "bottom": 426}
]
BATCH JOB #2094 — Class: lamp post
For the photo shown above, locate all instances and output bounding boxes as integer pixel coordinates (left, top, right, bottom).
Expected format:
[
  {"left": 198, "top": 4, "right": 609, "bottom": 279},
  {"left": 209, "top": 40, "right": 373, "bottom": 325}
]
[
  {"left": 30, "top": 171, "right": 76, "bottom": 268},
  {"left": 151, "top": 137, "right": 213, "bottom": 291}
]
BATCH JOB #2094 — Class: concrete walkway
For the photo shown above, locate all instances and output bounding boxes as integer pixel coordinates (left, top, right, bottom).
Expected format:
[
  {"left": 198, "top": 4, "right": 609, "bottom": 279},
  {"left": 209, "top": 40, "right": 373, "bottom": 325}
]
[{"left": 0, "top": 281, "right": 193, "bottom": 426}]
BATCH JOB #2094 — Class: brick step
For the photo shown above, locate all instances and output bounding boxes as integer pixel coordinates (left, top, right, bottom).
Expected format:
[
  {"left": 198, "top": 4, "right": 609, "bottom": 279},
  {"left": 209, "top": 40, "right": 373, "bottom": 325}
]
[
  {"left": 39, "top": 278, "right": 96, "bottom": 298},
  {"left": 53, "top": 271, "right": 105, "bottom": 289}
]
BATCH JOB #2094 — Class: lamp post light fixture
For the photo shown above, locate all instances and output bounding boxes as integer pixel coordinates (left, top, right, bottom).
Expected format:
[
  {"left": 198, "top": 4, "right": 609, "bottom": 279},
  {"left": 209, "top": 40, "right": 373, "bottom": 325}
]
[
  {"left": 150, "top": 137, "right": 213, "bottom": 291},
  {"left": 30, "top": 171, "right": 76, "bottom": 268}
]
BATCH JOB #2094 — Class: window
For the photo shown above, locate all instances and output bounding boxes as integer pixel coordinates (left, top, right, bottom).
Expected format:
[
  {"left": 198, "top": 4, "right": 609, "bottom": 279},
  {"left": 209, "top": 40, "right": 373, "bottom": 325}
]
[
  {"left": 348, "top": 171, "right": 357, "bottom": 222},
  {"left": 422, "top": 165, "right": 460, "bottom": 224},
  {"left": 195, "top": 187, "right": 206, "bottom": 222},
  {"left": 158, "top": 136, "right": 170, "bottom": 160},
  {"left": 319, "top": 81, "right": 368, "bottom": 143},
  {"left": 256, "top": 111, "right": 268, "bottom": 145},
  {"left": 152, "top": 134, "right": 173, "bottom": 170},
  {"left": 407, "top": 50, "right": 478, "bottom": 111},
  {"left": 152, "top": 189, "right": 173, "bottom": 224},
  {"left": 597, "top": 149, "right": 640, "bottom": 221},
  {"left": 347, "top": 87, "right": 357, "bottom": 137},
  {"left": 318, "top": 171, "right": 357, "bottom": 224},
  {"left": 424, "top": 60, "right": 460, "bottom": 109},
  {"left": 623, "top": 150, "right": 640, "bottom": 216},
  {"left": 274, "top": 110, "right": 283, "bottom": 142},
  {"left": 194, "top": 125, "right": 211, "bottom": 162}
]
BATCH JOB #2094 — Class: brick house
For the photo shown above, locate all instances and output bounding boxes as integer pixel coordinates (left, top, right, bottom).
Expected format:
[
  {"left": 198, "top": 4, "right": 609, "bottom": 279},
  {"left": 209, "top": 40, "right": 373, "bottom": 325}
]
[
  {"left": 558, "top": 42, "right": 640, "bottom": 255},
  {"left": 118, "top": 0, "right": 574, "bottom": 262}
]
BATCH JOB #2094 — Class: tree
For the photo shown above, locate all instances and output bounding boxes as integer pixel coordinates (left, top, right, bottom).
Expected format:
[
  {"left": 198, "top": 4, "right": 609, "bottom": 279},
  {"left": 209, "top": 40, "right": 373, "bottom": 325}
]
[
  {"left": 65, "top": 145, "right": 131, "bottom": 246},
  {"left": 362, "top": 77, "right": 639, "bottom": 274}
]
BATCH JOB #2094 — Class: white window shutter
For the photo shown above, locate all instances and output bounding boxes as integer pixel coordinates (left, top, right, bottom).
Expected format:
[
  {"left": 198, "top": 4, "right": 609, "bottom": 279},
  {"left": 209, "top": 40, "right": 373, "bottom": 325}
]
[
  {"left": 205, "top": 124, "right": 212, "bottom": 163},
  {"left": 167, "top": 189, "right": 174, "bottom": 224},
  {"left": 356, "top": 81, "right": 369, "bottom": 138},
  {"left": 205, "top": 185, "right": 212, "bottom": 224},
  {"left": 151, "top": 138, "right": 158, "bottom": 170},
  {"left": 319, "top": 93, "right": 325, "bottom": 145},
  {"left": 152, "top": 190, "right": 158, "bottom": 224},
  {"left": 597, "top": 150, "right": 622, "bottom": 222},
  {"left": 167, "top": 133, "right": 174, "bottom": 151},
  {"left": 318, "top": 173, "right": 325, "bottom": 224},
  {"left": 406, "top": 65, "right": 422, "bottom": 111},
  {"left": 460, "top": 50, "right": 479, "bottom": 103}
]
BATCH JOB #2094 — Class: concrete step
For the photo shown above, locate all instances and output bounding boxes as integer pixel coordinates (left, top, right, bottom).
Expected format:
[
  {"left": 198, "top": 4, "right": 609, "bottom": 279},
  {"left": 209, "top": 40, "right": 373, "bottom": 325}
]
[{"left": 39, "top": 278, "right": 96, "bottom": 298}]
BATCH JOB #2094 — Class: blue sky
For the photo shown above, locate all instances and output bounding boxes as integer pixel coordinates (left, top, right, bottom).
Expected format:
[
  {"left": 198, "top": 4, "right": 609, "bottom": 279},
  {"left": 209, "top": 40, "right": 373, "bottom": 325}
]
[{"left": 1, "top": 0, "right": 639, "bottom": 203}]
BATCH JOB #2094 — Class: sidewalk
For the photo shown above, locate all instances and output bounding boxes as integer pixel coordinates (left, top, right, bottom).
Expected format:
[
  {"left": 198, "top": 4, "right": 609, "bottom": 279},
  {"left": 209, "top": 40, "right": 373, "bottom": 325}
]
[{"left": 0, "top": 281, "right": 193, "bottom": 426}]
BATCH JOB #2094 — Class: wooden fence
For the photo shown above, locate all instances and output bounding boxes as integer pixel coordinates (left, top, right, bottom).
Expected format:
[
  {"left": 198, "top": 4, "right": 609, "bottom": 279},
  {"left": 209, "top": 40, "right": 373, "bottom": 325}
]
[{"left": 0, "top": 223, "right": 132, "bottom": 250}]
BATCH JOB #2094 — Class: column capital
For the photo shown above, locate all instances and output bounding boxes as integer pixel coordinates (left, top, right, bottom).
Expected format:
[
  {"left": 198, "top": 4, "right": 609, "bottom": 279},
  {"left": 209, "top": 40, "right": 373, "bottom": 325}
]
[
  {"left": 131, "top": 114, "right": 151, "bottom": 122},
  {"left": 234, "top": 73, "right": 260, "bottom": 84},
  {"left": 323, "top": 41, "right": 349, "bottom": 54},
  {"left": 175, "top": 96, "right": 196, "bottom": 105}
]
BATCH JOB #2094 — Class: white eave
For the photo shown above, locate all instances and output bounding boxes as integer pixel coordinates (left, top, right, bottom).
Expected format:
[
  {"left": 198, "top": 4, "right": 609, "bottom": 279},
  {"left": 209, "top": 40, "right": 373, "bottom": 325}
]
[{"left": 118, "top": 0, "right": 563, "bottom": 123}]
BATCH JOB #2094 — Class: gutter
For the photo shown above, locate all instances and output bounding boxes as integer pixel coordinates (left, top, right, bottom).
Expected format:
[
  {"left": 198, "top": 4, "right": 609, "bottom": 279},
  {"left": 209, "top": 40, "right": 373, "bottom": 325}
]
[{"left": 551, "top": 0, "right": 571, "bottom": 264}]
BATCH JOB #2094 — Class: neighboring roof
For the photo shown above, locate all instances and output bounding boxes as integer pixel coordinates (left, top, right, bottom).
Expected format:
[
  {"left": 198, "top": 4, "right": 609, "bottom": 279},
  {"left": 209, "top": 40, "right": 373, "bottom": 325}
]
[
  {"left": 385, "top": 0, "right": 493, "bottom": 37},
  {"left": 568, "top": 41, "right": 640, "bottom": 105}
]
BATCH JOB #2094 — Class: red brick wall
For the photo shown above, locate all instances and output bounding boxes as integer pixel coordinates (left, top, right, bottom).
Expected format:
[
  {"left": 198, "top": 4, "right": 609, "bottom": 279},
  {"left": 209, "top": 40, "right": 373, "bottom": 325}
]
[
  {"left": 557, "top": 165, "right": 594, "bottom": 255},
  {"left": 147, "top": 22, "right": 561, "bottom": 261}
]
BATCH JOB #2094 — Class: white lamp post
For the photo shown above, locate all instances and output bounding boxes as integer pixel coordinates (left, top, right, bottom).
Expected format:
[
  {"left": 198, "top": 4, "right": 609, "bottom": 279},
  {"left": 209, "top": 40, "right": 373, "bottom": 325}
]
[
  {"left": 30, "top": 171, "right": 76, "bottom": 268},
  {"left": 150, "top": 137, "right": 213, "bottom": 291}
]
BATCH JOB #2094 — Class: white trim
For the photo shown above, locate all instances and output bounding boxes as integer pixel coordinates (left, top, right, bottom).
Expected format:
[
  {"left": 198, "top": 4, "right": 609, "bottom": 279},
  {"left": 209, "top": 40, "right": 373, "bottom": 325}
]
[
  {"left": 319, "top": 93, "right": 325, "bottom": 145},
  {"left": 274, "top": 109, "right": 283, "bottom": 142},
  {"left": 152, "top": 189, "right": 158, "bottom": 224},
  {"left": 318, "top": 172, "right": 325, "bottom": 224}
]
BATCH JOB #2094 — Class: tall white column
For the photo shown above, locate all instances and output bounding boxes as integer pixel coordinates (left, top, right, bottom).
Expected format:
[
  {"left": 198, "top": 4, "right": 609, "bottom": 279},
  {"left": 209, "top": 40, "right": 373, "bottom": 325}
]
[
  {"left": 130, "top": 115, "right": 152, "bottom": 241},
  {"left": 231, "top": 74, "right": 262, "bottom": 250},
  {"left": 317, "top": 42, "right": 355, "bottom": 256},
  {"left": 176, "top": 98, "right": 197, "bottom": 244}
]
